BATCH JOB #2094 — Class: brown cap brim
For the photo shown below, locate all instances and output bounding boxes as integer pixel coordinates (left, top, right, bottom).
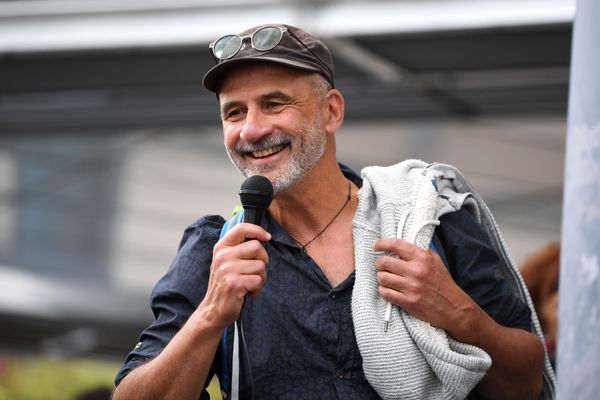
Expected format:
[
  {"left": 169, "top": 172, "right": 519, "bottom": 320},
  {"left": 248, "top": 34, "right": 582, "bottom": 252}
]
[{"left": 203, "top": 56, "right": 322, "bottom": 93}]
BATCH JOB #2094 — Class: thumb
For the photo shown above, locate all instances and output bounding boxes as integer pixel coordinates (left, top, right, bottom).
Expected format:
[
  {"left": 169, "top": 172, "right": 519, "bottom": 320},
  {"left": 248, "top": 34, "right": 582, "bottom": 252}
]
[{"left": 219, "top": 222, "right": 271, "bottom": 246}]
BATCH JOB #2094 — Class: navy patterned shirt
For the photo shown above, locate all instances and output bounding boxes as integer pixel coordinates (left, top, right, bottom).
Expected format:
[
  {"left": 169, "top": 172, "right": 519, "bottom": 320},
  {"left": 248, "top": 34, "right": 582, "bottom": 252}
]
[{"left": 115, "top": 167, "right": 531, "bottom": 399}]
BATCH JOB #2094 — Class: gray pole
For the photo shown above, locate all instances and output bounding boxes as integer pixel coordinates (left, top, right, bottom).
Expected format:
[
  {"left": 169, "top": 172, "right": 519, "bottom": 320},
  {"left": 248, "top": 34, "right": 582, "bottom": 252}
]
[{"left": 557, "top": 0, "right": 600, "bottom": 398}]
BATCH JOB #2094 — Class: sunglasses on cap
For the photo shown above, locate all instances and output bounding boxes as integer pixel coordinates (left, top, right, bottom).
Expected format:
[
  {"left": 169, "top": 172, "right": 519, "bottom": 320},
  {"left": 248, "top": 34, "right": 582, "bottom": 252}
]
[{"left": 209, "top": 25, "right": 334, "bottom": 87}]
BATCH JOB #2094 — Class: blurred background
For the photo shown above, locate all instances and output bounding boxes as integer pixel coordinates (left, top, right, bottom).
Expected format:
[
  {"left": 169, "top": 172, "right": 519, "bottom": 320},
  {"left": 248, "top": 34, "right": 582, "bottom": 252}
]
[{"left": 0, "top": 0, "right": 571, "bottom": 398}]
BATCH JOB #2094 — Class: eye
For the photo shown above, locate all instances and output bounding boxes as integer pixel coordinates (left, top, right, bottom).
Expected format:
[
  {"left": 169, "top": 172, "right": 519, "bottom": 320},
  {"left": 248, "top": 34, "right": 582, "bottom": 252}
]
[
  {"left": 223, "top": 108, "right": 244, "bottom": 121},
  {"left": 265, "top": 101, "right": 284, "bottom": 110}
]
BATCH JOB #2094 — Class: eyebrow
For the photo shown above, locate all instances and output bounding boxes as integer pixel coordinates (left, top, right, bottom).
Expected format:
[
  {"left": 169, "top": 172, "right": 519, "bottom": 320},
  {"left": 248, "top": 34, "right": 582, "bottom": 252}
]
[
  {"left": 260, "top": 90, "right": 293, "bottom": 102},
  {"left": 221, "top": 90, "right": 294, "bottom": 117}
]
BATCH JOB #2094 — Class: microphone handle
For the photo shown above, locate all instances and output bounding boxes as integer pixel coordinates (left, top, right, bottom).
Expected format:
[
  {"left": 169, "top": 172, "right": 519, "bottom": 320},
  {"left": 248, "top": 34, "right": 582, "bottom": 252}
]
[{"left": 243, "top": 207, "right": 265, "bottom": 226}]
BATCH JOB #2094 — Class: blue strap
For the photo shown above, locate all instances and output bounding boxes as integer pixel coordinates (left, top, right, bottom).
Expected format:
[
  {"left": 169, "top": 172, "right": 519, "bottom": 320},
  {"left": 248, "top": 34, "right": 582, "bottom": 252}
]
[
  {"left": 220, "top": 329, "right": 230, "bottom": 393},
  {"left": 218, "top": 210, "right": 244, "bottom": 395},
  {"left": 430, "top": 232, "right": 450, "bottom": 272},
  {"left": 219, "top": 211, "right": 244, "bottom": 240}
]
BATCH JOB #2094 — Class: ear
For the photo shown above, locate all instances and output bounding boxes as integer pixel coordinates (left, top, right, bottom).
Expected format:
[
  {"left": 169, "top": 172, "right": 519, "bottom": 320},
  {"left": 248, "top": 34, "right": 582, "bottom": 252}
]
[{"left": 324, "top": 89, "right": 345, "bottom": 135}]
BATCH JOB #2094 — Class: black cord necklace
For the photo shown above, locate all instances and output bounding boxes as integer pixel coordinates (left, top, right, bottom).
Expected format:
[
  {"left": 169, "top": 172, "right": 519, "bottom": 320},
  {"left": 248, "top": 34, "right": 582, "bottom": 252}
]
[{"left": 291, "top": 179, "right": 352, "bottom": 251}]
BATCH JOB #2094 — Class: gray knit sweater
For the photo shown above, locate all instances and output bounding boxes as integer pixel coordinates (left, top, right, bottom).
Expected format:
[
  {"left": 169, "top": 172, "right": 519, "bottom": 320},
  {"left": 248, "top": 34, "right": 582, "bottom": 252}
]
[{"left": 351, "top": 160, "right": 556, "bottom": 400}]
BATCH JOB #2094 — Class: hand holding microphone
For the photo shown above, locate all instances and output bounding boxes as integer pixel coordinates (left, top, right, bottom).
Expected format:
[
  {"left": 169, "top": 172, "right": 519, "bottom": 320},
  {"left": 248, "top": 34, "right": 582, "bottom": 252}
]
[{"left": 202, "top": 176, "right": 273, "bottom": 328}]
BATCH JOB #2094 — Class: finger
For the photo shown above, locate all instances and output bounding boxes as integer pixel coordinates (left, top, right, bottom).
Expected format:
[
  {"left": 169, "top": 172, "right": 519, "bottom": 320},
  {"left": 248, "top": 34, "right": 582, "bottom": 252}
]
[
  {"left": 223, "top": 239, "right": 270, "bottom": 264},
  {"left": 213, "top": 231, "right": 270, "bottom": 268},
  {"left": 212, "top": 247, "right": 269, "bottom": 281},
  {"left": 246, "top": 274, "right": 267, "bottom": 298},
  {"left": 217, "top": 274, "right": 264, "bottom": 303},
  {"left": 377, "top": 270, "right": 408, "bottom": 293},
  {"left": 378, "top": 285, "right": 407, "bottom": 306},
  {"left": 237, "top": 271, "right": 267, "bottom": 300},
  {"left": 237, "top": 259, "right": 268, "bottom": 285},
  {"left": 374, "top": 238, "right": 419, "bottom": 260},
  {"left": 216, "top": 257, "right": 267, "bottom": 276},
  {"left": 219, "top": 222, "right": 271, "bottom": 247},
  {"left": 375, "top": 255, "right": 410, "bottom": 276},
  {"left": 212, "top": 260, "right": 267, "bottom": 295}
]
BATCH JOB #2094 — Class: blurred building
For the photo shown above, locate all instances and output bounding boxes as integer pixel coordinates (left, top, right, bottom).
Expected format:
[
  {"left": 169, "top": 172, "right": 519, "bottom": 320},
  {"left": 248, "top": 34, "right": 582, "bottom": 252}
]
[{"left": 0, "top": 0, "right": 571, "bottom": 360}]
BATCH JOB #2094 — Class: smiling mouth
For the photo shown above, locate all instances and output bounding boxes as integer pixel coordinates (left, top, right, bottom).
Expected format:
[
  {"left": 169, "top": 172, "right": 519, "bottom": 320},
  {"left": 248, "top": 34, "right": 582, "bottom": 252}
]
[{"left": 251, "top": 144, "right": 287, "bottom": 159}]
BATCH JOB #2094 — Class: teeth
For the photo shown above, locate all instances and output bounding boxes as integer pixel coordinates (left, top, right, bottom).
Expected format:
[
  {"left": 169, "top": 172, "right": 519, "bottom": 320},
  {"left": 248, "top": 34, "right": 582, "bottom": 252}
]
[{"left": 252, "top": 144, "right": 285, "bottom": 158}]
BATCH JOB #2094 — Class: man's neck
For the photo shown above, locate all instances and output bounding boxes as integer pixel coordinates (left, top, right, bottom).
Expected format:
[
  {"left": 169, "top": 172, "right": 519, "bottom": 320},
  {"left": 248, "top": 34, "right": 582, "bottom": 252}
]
[{"left": 268, "top": 163, "right": 357, "bottom": 245}]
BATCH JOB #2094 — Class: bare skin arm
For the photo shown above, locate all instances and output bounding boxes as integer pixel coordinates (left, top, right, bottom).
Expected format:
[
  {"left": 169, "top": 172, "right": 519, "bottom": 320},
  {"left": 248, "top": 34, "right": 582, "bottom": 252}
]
[
  {"left": 113, "top": 307, "right": 223, "bottom": 400},
  {"left": 374, "top": 238, "right": 544, "bottom": 400},
  {"left": 113, "top": 224, "right": 271, "bottom": 400}
]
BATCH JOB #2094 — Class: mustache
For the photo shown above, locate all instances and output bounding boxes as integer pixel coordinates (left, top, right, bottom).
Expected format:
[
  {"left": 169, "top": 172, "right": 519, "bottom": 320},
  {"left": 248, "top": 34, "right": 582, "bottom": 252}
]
[{"left": 235, "top": 135, "right": 291, "bottom": 154}]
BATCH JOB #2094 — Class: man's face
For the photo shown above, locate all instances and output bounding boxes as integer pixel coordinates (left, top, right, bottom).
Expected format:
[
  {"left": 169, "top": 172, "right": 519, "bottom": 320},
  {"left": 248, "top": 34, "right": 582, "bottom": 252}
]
[{"left": 219, "top": 64, "right": 328, "bottom": 194}]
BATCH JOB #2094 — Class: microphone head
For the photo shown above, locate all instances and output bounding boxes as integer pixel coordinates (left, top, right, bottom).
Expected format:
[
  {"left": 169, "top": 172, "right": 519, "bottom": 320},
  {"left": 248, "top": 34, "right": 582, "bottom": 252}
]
[{"left": 239, "top": 175, "right": 274, "bottom": 211}]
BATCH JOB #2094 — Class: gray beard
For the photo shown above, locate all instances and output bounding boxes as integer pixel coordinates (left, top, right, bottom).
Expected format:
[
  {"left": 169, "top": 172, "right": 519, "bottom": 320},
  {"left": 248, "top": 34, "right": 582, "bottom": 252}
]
[{"left": 225, "top": 118, "right": 326, "bottom": 195}]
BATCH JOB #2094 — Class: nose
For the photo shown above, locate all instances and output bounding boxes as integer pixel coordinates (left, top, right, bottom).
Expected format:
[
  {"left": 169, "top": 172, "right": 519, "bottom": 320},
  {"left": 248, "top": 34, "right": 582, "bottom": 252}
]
[{"left": 240, "top": 107, "right": 272, "bottom": 143}]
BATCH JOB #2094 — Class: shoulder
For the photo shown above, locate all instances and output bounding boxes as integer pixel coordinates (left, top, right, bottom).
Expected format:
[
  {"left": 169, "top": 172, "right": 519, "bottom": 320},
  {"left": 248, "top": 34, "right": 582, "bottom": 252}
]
[
  {"left": 152, "top": 215, "right": 226, "bottom": 305},
  {"left": 436, "top": 208, "right": 532, "bottom": 330},
  {"left": 435, "top": 208, "right": 500, "bottom": 280},
  {"left": 177, "top": 214, "right": 227, "bottom": 252},
  {"left": 437, "top": 208, "right": 491, "bottom": 249}
]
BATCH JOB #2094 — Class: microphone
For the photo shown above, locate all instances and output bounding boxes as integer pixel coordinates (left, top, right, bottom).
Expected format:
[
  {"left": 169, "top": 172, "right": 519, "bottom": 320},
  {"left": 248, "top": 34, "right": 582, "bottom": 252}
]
[
  {"left": 236, "top": 176, "right": 272, "bottom": 400},
  {"left": 239, "top": 175, "right": 274, "bottom": 226}
]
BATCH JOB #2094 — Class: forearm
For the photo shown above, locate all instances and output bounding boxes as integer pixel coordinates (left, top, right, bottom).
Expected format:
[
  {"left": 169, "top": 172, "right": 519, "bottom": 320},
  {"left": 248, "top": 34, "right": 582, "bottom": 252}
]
[
  {"left": 113, "top": 305, "right": 223, "bottom": 400},
  {"left": 449, "top": 304, "right": 544, "bottom": 400}
]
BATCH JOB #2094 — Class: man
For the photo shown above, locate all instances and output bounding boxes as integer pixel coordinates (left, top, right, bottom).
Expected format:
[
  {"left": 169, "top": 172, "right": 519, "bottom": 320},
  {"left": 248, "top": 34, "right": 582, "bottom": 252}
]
[{"left": 113, "top": 24, "right": 544, "bottom": 400}]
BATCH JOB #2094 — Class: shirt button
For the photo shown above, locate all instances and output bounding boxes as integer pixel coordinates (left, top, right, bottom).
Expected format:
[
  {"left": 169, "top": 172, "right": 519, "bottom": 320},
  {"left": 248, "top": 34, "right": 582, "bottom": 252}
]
[
  {"left": 336, "top": 369, "right": 345, "bottom": 379},
  {"left": 331, "top": 293, "right": 337, "bottom": 299}
]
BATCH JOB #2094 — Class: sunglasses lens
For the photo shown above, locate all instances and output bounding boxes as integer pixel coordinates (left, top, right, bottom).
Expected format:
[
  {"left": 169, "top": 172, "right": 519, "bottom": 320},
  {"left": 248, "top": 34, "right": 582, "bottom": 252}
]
[
  {"left": 252, "top": 27, "right": 283, "bottom": 51},
  {"left": 213, "top": 35, "right": 242, "bottom": 59}
]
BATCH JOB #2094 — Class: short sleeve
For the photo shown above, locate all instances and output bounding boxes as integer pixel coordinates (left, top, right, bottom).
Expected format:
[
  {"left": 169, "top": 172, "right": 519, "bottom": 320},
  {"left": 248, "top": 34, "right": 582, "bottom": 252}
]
[
  {"left": 114, "top": 214, "right": 225, "bottom": 389},
  {"left": 436, "top": 208, "right": 532, "bottom": 331}
]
